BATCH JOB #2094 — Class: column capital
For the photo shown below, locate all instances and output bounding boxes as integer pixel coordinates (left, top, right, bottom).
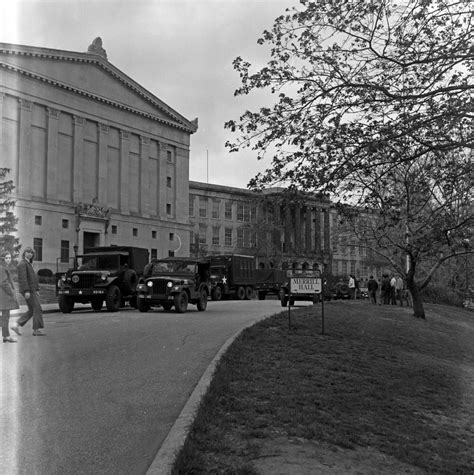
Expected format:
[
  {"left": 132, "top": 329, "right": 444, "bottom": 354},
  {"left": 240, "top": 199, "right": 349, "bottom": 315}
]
[
  {"left": 73, "top": 115, "right": 85, "bottom": 126},
  {"left": 141, "top": 136, "right": 150, "bottom": 145},
  {"left": 19, "top": 98, "right": 32, "bottom": 111},
  {"left": 99, "top": 123, "right": 109, "bottom": 134},
  {"left": 120, "top": 130, "right": 130, "bottom": 140},
  {"left": 47, "top": 107, "right": 60, "bottom": 119}
]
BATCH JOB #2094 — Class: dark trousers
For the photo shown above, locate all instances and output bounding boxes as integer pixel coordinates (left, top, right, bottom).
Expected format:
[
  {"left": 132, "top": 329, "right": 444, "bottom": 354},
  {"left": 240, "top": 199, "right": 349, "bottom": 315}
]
[
  {"left": 17, "top": 292, "right": 44, "bottom": 330},
  {"left": 1, "top": 309, "right": 11, "bottom": 338},
  {"left": 369, "top": 291, "right": 377, "bottom": 304}
]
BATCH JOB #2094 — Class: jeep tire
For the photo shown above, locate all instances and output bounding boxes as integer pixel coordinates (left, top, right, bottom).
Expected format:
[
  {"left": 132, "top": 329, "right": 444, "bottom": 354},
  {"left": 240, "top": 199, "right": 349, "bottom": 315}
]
[
  {"left": 59, "top": 295, "right": 74, "bottom": 313},
  {"left": 197, "top": 290, "right": 208, "bottom": 311},
  {"left": 211, "top": 286, "right": 222, "bottom": 301},
  {"left": 106, "top": 285, "right": 121, "bottom": 312},
  {"left": 174, "top": 291, "right": 188, "bottom": 313}
]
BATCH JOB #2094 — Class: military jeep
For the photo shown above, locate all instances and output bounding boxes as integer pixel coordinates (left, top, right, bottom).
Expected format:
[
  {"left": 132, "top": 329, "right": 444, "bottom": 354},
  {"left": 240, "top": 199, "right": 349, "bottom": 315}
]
[
  {"left": 57, "top": 246, "right": 149, "bottom": 313},
  {"left": 136, "top": 257, "right": 210, "bottom": 313}
]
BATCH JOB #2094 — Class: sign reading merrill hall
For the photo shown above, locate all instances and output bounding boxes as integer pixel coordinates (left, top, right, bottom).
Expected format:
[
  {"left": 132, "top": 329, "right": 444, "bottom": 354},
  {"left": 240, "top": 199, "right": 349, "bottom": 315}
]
[{"left": 289, "top": 272, "right": 322, "bottom": 294}]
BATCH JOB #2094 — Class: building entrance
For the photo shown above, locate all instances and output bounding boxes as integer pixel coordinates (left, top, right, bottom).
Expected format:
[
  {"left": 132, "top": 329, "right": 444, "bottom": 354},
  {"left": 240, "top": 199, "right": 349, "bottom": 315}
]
[{"left": 83, "top": 231, "right": 100, "bottom": 250}]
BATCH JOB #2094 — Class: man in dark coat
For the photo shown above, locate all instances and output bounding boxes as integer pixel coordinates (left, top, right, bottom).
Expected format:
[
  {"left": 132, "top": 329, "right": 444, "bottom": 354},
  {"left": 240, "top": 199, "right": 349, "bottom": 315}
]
[
  {"left": 11, "top": 247, "right": 45, "bottom": 336},
  {"left": 367, "top": 275, "right": 378, "bottom": 305},
  {"left": 0, "top": 251, "right": 19, "bottom": 342}
]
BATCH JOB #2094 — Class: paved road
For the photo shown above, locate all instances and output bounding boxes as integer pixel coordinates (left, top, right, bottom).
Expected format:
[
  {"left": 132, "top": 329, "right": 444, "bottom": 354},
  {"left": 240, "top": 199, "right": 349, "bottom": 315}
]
[{"left": 0, "top": 299, "right": 311, "bottom": 474}]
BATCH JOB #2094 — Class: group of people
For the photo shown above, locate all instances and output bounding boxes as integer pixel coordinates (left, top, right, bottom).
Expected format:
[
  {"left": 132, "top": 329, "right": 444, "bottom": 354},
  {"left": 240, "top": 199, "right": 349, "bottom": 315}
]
[
  {"left": 367, "top": 273, "right": 407, "bottom": 306},
  {"left": 0, "top": 247, "right": 45, "bottom": 343}
]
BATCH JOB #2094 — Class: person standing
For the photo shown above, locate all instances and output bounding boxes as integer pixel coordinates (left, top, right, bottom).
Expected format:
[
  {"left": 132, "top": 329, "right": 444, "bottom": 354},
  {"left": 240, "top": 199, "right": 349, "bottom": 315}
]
[
  {"left": 11, "top": 247, "right": 46, "bottom": 336},
  {"left": 0, "top": 251, "right": 19, "bottom": 342},
  {"left": 348, "top": 274, "right": 356, "bottom": 300},
  {"left": 390, "top": 274, "right": 397, "bottom": 305},
  {"left": 396, "top": 275, "right": 405, "bottom": 306},
  {"left": 367, "top": 275, "right": 378, "bottom": 305},
  {"left": 381, "top": 274, "right": 391, "bottom": 304}
]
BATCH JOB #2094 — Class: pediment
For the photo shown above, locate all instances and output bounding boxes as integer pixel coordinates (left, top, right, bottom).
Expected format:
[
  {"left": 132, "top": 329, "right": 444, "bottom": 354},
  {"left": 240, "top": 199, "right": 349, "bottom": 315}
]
[{"left": 0, "top": 44, "right": 197, "bottom": 132}]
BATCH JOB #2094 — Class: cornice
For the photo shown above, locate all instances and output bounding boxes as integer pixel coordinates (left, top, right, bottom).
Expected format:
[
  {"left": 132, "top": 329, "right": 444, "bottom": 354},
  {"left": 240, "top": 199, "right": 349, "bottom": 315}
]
[{"left": 0, "top": 42, "right": 198, "bottom": 134}]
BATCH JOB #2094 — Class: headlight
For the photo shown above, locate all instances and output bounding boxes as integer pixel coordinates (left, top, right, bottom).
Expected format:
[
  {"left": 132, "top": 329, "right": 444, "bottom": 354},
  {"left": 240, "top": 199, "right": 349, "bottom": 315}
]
[
  {"left": 167, "top": 281, "right": 173, "bottom": 288},
  {"left": 72, "top": 275, "right": 80, "bottom": 283},
  {"left": 147, "top": 281, "right": 153, "bottom": 287},
  {"left": 101, "top": 273, "right": 107, "bottom": 281}
]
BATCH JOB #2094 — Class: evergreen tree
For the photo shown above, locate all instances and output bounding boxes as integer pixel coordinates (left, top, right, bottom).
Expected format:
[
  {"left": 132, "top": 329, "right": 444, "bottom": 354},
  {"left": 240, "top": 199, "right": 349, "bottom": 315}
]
[{"left": 0, "top": 168, "right": 19, "bottom": 256}]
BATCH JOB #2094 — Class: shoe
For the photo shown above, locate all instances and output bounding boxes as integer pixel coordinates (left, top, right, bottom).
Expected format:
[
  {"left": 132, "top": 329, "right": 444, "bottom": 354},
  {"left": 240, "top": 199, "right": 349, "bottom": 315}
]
[
  {"left": 3, "top": 336, "right": 17, "bottom": 343},
  {"left": 10, "top": 323, "right": 21, "bottom": 336},
  {"left": 33, "top": 330, "right": 46, "bottom": 336}
]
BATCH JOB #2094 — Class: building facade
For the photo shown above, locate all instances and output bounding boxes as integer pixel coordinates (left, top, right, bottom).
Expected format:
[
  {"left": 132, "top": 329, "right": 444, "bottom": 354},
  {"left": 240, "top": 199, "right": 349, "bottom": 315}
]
[{"left": 1, "top": 39, "right": 197, "bottom": 271}]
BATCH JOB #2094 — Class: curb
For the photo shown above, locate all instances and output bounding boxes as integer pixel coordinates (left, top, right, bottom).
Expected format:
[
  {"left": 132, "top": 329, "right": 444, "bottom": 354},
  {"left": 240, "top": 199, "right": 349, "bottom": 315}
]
[{"left": 146, "top": 311, "right": 275, "bottom": 475}]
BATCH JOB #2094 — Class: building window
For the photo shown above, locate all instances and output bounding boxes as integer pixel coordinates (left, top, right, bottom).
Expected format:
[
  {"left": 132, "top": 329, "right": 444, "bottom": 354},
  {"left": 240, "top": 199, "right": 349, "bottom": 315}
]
[
  {"left": 212, "top": 226, "right": 220, "bottom": 246},
  {"left": 212, "top": 200, "right": 220, "bottom": 219},
  {"left": 189, "top": 196, "right": 195, "bottom": 217},
  {"left": 166, "top": 203, "right": 172, "bottom": 215},
  {"left": 250, "top": 206, "right": 257, "bottom": 222},
  {"left": 111, "top": 225, "right": 117, "bottom": 234},
  {"left": 199, "top": 224, "right": 207, "bottom": 244},
  {"left": 33, "top": 238, "right": 43, "bottom": 261},
  {"left": 225, "top": 228, "right": 233, "bottom": 246},
  {"left": 168, "top": 250, "right": 175, "bottom": 257},
  {"left": 225, "top": 202, "right": 232, "bottom": 220},
  {"left": 62, "top": 219, "right": 69, "bottom": 229},
  {"left": 237, "top": 203, "right": 251, "bottom": 222},
  {"left": 60, "top": 240, "right": 69, "bottom": 263},
  {"left": 169, "top": 233, "right": 174, "bottom": 241},
  {"left": 133, "top": 228, "right": 138, "bottom": 237},
  {"left": 35, "top": 215, "right": 42, "bottom": 225},
  {"left": 237, "top": 228, "right": 244, "bottom": 247},
  {"left": 167, "top": 150, "right": 173, "bottom": 162},
  {"left": 166, "top": 176, "right": 172, "bottom": 187},
  {"left": 250, "top": 231, "right": 257, "bottom": 248},
  {"left": 151, "top": 248, "right": 157, "bottom": 259},
  {"left": 152, "top": 230, "right": 157, "bottom": 239},
  {"left": 199, "top": 197, "right": 208, "bottom": 218}
]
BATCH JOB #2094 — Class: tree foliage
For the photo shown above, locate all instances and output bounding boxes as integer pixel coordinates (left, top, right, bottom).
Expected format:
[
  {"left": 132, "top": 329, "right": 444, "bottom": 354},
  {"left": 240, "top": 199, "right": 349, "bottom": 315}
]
[
  {"left": 0, "top": 168, "right": 19, "bottom": 255},
  {"left": 225, "top": 0, "right": 473, "bottom": 318}
]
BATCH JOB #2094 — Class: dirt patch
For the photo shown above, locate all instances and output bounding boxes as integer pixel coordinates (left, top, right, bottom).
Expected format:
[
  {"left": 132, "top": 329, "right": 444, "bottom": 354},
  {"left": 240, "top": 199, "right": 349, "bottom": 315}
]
[{"left": 253, "top": 437, "right": 424, "bottom": 475}]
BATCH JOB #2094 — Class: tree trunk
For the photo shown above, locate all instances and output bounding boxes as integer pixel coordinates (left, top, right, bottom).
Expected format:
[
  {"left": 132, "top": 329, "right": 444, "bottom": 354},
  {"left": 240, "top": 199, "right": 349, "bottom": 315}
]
[{"left": 406, "top": 278, "right": 426, "bottom": 319}]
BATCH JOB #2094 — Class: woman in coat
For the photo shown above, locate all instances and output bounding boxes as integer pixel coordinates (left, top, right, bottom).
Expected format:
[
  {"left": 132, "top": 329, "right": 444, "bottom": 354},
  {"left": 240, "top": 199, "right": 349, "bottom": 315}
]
[{"left": 0, "top": 250, "right": 19, "bottom": 342}]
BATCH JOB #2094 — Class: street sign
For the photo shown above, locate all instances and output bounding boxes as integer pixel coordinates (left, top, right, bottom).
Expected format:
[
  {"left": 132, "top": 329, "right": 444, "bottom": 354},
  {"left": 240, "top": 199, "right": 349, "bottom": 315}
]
[{"left": 290, "top": 277, "right": 322, "bottom": 294}]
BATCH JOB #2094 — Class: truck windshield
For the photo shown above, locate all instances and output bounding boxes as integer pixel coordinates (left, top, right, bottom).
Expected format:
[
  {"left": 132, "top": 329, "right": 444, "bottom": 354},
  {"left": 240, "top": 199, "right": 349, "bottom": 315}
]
[{"left": 78, "top": 254, "right": 121, "bottom": 271}]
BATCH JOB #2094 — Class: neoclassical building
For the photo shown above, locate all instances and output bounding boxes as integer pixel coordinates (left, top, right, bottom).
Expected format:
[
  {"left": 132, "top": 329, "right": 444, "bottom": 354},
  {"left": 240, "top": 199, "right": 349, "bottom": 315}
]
[{"left": 1, "top": 39, "right": 197, "bottom": 271}]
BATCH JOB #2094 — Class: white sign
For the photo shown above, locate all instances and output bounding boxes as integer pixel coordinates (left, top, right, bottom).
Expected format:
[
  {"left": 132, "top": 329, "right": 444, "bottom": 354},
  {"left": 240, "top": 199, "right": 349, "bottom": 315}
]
[{"left": 290, "top": 277, "right": 322, "bottom": 294}]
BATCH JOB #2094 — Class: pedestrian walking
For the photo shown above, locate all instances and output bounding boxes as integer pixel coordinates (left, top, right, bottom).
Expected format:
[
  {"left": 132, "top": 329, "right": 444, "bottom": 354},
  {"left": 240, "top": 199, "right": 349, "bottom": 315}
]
[
  {"left": 390, "top": 274, "right": 397, "bottom": 305},
  {"left": 0, "top": 251, "right": 19, "bottom": 342},
  {"left": 367, "top": 275, "right": 378, "bottom": 305},
  {"left": 11, "top": 247, "right": 46, "bottom": 336}
]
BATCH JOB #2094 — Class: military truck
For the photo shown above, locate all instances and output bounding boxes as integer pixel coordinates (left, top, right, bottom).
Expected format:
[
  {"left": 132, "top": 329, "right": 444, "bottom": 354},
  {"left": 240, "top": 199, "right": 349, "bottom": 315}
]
[
  {"left": 207, "top": 254, "right": 256, "bottom": 300},
  {"left": 254, "top": 268, "right": 287, "bottom": 300},
  {"left": 136, "top": 257, "right": 210, "bottom": 313},
  {"left": 56, "top": 246, "right": 149, "bottom": 313}
]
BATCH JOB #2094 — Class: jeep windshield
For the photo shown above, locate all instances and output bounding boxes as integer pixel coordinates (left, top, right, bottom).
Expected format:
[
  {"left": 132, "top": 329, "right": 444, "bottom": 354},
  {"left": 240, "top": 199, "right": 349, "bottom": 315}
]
[
  {"left": 77, "top": 253, "right": 128, "bottom": 271},
  {"left": 150, "top": 260, "right": 197, "bottom": 275}
]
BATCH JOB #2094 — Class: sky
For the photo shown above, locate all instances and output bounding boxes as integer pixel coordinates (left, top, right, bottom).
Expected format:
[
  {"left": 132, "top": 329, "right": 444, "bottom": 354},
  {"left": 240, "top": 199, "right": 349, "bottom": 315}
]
[{"left": 0, "top": 0, "right": 300, "bottom": 189}]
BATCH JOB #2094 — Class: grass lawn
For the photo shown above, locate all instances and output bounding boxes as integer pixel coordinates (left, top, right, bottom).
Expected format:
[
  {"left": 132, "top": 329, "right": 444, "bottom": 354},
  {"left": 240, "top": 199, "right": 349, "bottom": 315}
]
[{"left": 173, "top": 301, "right": 474, "bottom": 474}]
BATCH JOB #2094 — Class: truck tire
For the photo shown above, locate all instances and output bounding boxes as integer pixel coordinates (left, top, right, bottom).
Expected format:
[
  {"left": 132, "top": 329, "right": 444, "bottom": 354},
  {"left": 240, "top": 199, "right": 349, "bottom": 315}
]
[
  {"left": 197, "top": 290, "right": 208, "bottom": 311},
  {"left": 174, "top": 291, "right": 188, "bottom": 313},
  {"left": 257, "top": 291, "right": 266, "bottom": 300},
  {"left": 120, "top": 269, "right": 138, "bottom": 294},
  {"left": 58, "top": 295, "right": 74, "bottom": 313},
  {"left": 106, "top": 285, "right": 121, "bottom": 312},
  {"left": 245, "top": 286, "right": 253, "bottom": 300},
  {"left": 211, "top": 286, "right": 222, "bottom": 301},
  {"left": 237, "top": 286, "right": 246, "bottom": 300},
  {"left": 91, "top": 298, "right": 103, "bottom": 311},
  {"left": 137, "top": 297, "right": 149, "bottom": 312}
]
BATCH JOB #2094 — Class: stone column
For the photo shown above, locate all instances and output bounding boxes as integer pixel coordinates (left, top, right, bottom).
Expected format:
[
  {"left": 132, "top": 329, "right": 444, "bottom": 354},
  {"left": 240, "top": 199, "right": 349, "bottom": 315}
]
[
  {"left": 140, "top": 136, "right": 150, "bottom": 217},
  {"left": 46, "top": 107, "right": 59, "bottom": 202},
  {"left": 158, "top": 142, "right": 168, "bottom": 218},
  {"left": 314, "top": 208, "right": 322, "bottom": 254},
  {"left": 285, "top": 206, "right": 292, "bottom": 253},
  {"left": 98, "top": 123, "right": 109, "bottom": 204},
  {"left": 18, "top": 99, "right": 32, "bottom": 196},
  {"left": 294, "top": 206, "right": 301, "bottom": 253},
  {"left": 305, "top": 207, "right": 313, "bottom": 253},
  {"left": 120, "top": 130, "right": 130, "bottom": 214},
  {"left": 0, "top": 93, "right": 4, "bottom": 163},
  {"left": 324, "top": 208, "right": 330, "bottom": 251},
  {"left": 73, "top": 115, "right": 85, "bottom": 203}
]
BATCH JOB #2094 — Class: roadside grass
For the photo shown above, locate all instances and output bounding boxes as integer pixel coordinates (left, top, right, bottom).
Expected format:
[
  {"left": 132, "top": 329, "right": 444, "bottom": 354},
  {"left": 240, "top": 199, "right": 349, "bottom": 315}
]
[{"left": 173, "top": 302, "right": 474, "bottom": 474}]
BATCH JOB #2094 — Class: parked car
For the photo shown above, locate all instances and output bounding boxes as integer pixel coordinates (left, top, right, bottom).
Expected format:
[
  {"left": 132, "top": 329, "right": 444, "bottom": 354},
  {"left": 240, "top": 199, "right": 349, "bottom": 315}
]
[{"left": 136, "top": 257, "right": 210, "bottom": 313}]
